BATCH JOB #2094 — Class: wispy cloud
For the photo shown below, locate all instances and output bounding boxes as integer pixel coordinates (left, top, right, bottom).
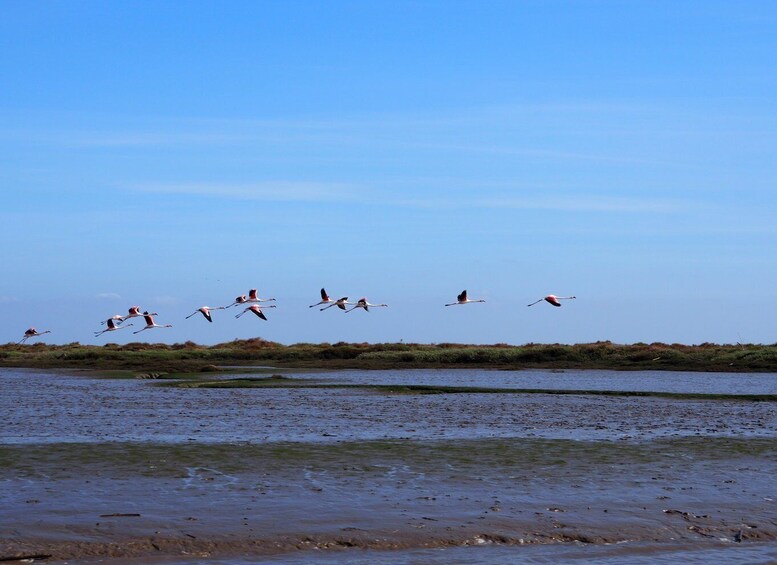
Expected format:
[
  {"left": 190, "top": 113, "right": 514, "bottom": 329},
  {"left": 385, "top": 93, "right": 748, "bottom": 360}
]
[
  {"left": 130, "top": 181, "right": 362, "bottom": 202},
  {"left": 0, "top": 296, "right": 19, "bottom": 304},
  {"left": 473, "top": 195, "right": 686, "bottom": 213},
  {"left": 96, "top": 292, "right": 121, "bottom": 300}
]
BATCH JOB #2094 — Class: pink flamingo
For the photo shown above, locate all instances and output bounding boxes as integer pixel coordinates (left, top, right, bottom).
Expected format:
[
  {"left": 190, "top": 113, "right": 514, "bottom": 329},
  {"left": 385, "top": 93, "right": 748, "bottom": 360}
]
[
  {"left": 133, "top": 312, "right": 173, "bottom": 334},
  {"left": 18, "top": 328, "right": 51, "bottom": 344},
  {"left": 121, "top": 306, "right": 157, "bottom": 322},
  {"left": 247, "top": 288, "right": 276, "bottom": 304},
  {"left": 100, "top": 314, "right": 125, "bottom": 326},
  {"left": 226, "top": 295, "right": 248, "bottom": 308},
  {"left": 95, "top": 318, "right": 134, "bottom": 337},
  {"left": 445, "top": 290, "right": 486, "bottom": 307},
  {"left": 309, "top": 288, "right": 333, "bottom": 308},
  {"left": 346, "top": 297, "right": 388, "bottom": 313},
  {"left": 235, "top": 304, "right": 276, "bottom": 321},
  {"left": 185, "top": 306, "right": 226, "bottom": 323},
  {"left": 321, "top": 297, "right": 354, "bottom": 311},
  {"left": 527, "top": 294, "right": 576, "bottom": 307}
]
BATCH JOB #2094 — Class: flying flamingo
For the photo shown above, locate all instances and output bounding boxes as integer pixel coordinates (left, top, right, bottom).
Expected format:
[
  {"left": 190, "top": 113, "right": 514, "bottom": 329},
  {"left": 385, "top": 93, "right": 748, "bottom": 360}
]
[
  {"left": 18, "top": 328, "right": 51, "bottom": 344},
  {"left": 445, "top": 290, "right": 486, "bottom": 307},
  {"left": 235, "top": 304, "right": 276, "bottom": 321},
  {"left": 226, "top": 295, "right": 248, "bottom": 308},
  {"left": 309, "top": 288, "right": 333, "bottom": 308},
  {"left": 527, "top": 294, "right": 576, "bottom": 307},
  {"left": 185, "top": 306, "right": 226, "bottom": 323},
  {"left": 320, "top": 297, "right": 354, "bottom": 311},
  {"left": 346, "top": 298, "right": 388, "bottom": 313},
  {"left": 100, "top": 314, "right": 125, "bottom": 326},
  {"left": 133, "top": 312, "right": 173, "bottom": 334},
  {"left": 121, "top": 306, "right": 157, "bottom": 322},
  {"left": 95, "top": 318, "right": 134, "bottom": 337},
  {"left": 247, "top": 288, "right": 276, "bottom": 304}
]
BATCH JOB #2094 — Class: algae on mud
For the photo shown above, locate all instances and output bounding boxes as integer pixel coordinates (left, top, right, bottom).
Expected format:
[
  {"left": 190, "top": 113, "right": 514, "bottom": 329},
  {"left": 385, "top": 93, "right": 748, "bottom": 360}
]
[
  {"left": 158, "top": 376, "right": 777, "bottom": 401},
  {"left": 3, "top": 339, "right": 777, "bottom": 372}
]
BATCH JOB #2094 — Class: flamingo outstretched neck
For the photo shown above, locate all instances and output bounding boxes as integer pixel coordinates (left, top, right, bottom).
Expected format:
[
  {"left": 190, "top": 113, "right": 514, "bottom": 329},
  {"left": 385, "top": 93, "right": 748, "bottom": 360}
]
[
  {"left": 186, "top": 306, "right": 226, "bottom": 323},
  {"left": 18, "top": 328, "right": 51, "bottom": 344},
  {"left": 133, "top": 312, "right": 173, "bottom": 334},
  {"left": 346, "top": 298, "right": 388, "bottom": 313},
  {"left": 445, "top": 289, "right": 486, "bottom": 307},
  {"left": 527, "top": 295, "right": 576, "bottom": 307},
  {"left": 95, "top": 319, "right": 134, "bottom": 336},
  {"left": 310, "top": 288, "right": 333, "bottom": 308},
  {"left": 235, "top": 304, "right": 277, "bottom": 321},
  {"left": 321, "top": 297, "right": 353, "bottom": 311}
]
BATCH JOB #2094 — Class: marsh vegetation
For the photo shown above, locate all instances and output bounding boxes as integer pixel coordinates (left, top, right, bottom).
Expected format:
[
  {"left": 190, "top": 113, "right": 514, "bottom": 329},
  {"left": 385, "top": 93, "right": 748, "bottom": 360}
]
[{"left": 2, "top": 339, "right": 777, "bottom": 373}]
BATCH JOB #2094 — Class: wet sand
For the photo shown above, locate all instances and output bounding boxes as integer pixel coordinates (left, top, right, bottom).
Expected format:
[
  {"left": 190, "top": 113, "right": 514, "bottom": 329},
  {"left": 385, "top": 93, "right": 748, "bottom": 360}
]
[{"left": 1, "top": 368, "right": 776, "bottom": 562}]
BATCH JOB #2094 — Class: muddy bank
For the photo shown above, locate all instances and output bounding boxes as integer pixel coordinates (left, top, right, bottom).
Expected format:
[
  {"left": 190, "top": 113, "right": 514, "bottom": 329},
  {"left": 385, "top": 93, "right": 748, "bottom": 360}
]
[{"left": 2, "top": 438, "right": 776, "bottom": 562}]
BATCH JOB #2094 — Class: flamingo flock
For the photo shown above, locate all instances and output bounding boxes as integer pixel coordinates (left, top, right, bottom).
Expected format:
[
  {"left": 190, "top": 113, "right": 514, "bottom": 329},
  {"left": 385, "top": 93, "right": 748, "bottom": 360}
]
[{"left": 15, "top": 287, "right": 577, "bottom": 343}]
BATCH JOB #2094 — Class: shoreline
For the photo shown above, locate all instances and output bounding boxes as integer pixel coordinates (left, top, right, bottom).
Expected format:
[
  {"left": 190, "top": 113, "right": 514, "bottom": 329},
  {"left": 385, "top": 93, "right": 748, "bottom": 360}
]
[{"left": 3, "top": 437, "right": 775, "bottom": 562}]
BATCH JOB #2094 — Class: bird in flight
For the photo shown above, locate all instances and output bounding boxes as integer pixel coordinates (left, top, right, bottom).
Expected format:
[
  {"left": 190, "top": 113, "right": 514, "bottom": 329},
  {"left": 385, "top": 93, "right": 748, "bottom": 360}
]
[
  {"left": 309, "top": 288, "right": 333, "bottom": 308},
  {"left": 121, "top": 306, "right": 157, "bottom": 322},
  {"left": 185, "top": 306, "right": 226, "bottom": 323},
  {"left": 226, "top": 295, "right": 248, "bottom": 308},
  {"left": 133, "top": 312, "right": 173, "bottom": 334},
  {"left": 100, "top": 314, "right": 125, "bottom": 326},
  {"left": 247, "top": 288, "right": 276, "bottom": 304},
  {"left": 95, "top": 318, "right": 134, "bottom": 337},
  {"left": 235, "top": 304, "right": 276, "bottom": 321},
  {"left": 18, "top": 328, "right": 51, "bottom": 344},
  {"left": 320, "top": 297, "right": 354, "bottom": 311},
  {"left": 527, "top": 295, "right": 576, "bottom": 307},
  {"left": 346, "top": 298, "right": 388, "bottom": 312},
  {"left": 445, "top": 290, "right": 486, "bottom": 307}
]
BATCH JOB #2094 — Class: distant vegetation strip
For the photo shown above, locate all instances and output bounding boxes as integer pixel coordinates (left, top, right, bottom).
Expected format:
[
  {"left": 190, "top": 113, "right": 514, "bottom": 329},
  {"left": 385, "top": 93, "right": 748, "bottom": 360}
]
[
  {"left": 159, "top": 376, "right": 777, "bottom": 401},
  {"left": 1, "top": 339, "right": 777, "bottom": 372}
]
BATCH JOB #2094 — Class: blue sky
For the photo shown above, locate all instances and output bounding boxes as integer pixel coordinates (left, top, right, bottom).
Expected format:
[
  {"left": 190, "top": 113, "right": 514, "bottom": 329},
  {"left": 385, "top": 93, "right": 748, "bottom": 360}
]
[{"left": 2, "top": 1, "right": 776, "bottom": 345}]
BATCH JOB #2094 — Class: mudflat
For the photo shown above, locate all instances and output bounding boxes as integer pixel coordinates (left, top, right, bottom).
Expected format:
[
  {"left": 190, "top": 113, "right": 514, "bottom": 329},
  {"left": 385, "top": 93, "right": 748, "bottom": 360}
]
[{"left": 1, "top": 368, "right": 776, "bottom": 563}]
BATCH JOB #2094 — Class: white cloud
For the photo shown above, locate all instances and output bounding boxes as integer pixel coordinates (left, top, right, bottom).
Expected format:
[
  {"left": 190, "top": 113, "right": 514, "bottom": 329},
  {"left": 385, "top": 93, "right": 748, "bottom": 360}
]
[
  {"left": 130, "top": 181, "right": 361, "bottom": 202},
  {"left": 0, "top": 296, "right": 19, "bottom": 303},
  {"left": 96, "top": 292, "right": 121, "bottom": 300},
  {"left": 473, "top": 195, "right": 685, "bottom": 213}
]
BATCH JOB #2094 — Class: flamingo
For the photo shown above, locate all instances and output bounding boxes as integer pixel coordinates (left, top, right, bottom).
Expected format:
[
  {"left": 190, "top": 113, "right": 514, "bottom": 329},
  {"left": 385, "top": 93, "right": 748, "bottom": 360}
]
[
  {"left": 132, "top": 312, "right": 173, "bottom": 334},
  {"left": 121, "top": 306, "right": 157, "bottom": 322},
  {"left": 247, "top": 288, "right": 276, "bottom": 304},
  {"left": 100, "top": 314, "right": 125, "bottom": 326},
  {"left": 346, "top": 297, "right": 388, "bottom": 313},
  {"left": 445, "top": 290, "right": 485, "bottom": 307},
  {"left": 309, "top": 288, "right": 333, "bottom": 308},
  {"left": 185, "top": 306, "right": 226, "bottom": 323},
  {"left": 226, "top": 295, "right": 248, "bottom": 308},
  {"left": 18, "top": 328, "right": 51, "bottom": 344},
  {"left": 235, "top": 304, "right": 276, "bottom": 321},
  {"left": 95, "top": 318, "right": 134, "bottom": 337},
  {"left": 321, "top": 297, "right": 354, "bottom": 311},
  {"left": 527, "top": 294, "right": 576, "bottom": 307}
]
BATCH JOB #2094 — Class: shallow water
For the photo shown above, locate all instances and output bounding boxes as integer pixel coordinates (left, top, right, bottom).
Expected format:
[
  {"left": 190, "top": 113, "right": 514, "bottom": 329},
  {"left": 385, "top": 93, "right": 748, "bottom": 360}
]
[
  {"left": 1, "top": 368, "right": 776, "bottom": 445},
  {"left": 228, "top": 366, "right": 777, "bottom": 395},
  {"left": 1, "top": 367, "right": 776, "bottom": 563}
]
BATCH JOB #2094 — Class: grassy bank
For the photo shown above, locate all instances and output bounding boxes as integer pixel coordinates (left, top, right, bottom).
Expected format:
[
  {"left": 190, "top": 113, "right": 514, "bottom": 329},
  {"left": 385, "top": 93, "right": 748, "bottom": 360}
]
[{"left": 2, "top": 339, "right": 777, "bottom": 373}]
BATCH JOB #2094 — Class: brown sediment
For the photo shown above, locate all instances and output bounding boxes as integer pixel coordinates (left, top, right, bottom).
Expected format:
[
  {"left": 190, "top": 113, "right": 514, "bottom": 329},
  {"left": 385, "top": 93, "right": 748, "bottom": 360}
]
[
  {"left": 2, "top": 437, "right": 776, "bottom": 562},
  {"left": 1, "top": 514, "right": 774, "bottom": 562}
]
